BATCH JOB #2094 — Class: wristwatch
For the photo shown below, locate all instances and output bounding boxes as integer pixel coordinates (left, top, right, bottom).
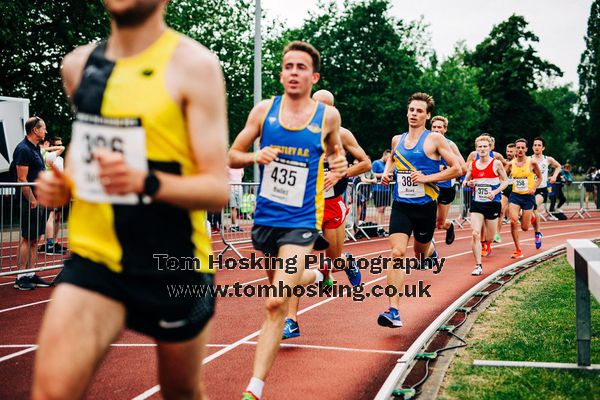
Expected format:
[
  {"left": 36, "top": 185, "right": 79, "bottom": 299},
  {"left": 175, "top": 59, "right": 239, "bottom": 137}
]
[{"left": 141, "top": 172, "right": 160, "bottom": 203}]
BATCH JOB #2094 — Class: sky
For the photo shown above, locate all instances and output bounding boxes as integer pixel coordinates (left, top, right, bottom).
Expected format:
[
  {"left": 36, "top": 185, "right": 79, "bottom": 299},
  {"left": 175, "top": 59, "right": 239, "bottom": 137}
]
[{"left": 261, "top": 0, "right": 593, "bottom": 87}]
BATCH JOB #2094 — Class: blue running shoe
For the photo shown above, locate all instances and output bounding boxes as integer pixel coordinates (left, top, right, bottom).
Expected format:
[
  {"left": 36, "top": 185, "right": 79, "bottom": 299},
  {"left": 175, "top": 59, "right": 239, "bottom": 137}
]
[
  {"left": 419, "top": 240, "right": 438, "bottom": 270},
  {"left": 282, "top": 318, "right": 300, "bottom": 340},
  {"left": 377, "top": 308, "right": 403, "bottom": 328},
  {"left": 343, "top": 252, "right": 361, "bottom": 286},
  {"left": 535, "top": 232, "right": 542, "bottom": 249}
]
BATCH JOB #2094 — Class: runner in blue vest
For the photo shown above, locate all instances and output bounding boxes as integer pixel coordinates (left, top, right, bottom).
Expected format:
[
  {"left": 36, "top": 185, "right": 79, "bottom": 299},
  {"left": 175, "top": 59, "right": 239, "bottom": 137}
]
[
  {"left": 378, "top": 92, "right": 462, "bottom": 328},
  {"left": 228, "top": 41, "right": 347, "bottom": 400}
]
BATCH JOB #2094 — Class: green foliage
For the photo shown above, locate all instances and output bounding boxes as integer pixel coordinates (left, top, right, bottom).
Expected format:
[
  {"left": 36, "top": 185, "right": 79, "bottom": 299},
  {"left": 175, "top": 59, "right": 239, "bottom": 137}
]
[
  {"left": 465, "top": 15, "right": 563, "bottom": 150},
  {"left": 532, "top": 85, "right": 579, "bottom": 163},
  {"left": 0, "top": 0, "right": 109, "bottom": 139},
  {"left": 262, "top": 0, "right": 425, "bottom": 157},
  {"left": 419, "top": 45, "right": 489, "bottom": 154},
  {"left": 576, "top": 0, "right": 600, "bottom": 165}
]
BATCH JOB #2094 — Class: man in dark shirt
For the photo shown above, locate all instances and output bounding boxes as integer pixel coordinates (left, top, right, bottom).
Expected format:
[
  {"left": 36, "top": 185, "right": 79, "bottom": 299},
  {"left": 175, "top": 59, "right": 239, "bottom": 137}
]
[{"left": 12, "top": 116, "right": 52, "bottom": 290}]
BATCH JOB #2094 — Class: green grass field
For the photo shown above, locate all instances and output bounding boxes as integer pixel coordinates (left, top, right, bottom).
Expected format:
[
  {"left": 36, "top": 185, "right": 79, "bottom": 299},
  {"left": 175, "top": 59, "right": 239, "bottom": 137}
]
[{"left": 439, "top": 256, "right": 600, "bottom": 400}]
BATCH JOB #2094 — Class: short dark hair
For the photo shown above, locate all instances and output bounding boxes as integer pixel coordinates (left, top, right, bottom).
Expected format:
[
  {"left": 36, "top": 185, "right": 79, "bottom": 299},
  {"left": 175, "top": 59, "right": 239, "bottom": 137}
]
[
  {"left": 515, "top": 138, "right": 528, "bottom": 146},
  {"left": 51, "top": 137, "right": 63, "bottom": 146},
  {"left": 533, "top": 136, "right": 545, "bottom": 146},
  {"left": 283, "top": 41, "right": 321, "bottom": 73},
  {"left": 25, "top": 116, "right": 42, "bottom": 134},
  {"left": 408, "top": 92, "right": 435, "bottom": 113},
  {"left": 382, "top": 149, "right": 391, "bottom": 157},
  {"left": 507, "top": 143, "right": 516, "bottom": 148}
]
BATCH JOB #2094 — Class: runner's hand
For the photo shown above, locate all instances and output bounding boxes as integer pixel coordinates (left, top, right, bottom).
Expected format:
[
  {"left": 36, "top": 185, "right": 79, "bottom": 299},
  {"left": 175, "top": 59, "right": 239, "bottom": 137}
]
[
  {"left": 254, "top": 146, "right": 281, "bottom": 165},
  {"left": 328, "top": 145, "right": 347, "bottom": 178},
  {"left": 528, "top": 188, "right": 536, "bottom": 195},
  {"left": 381, "top": 171, "right": 393, "bottom": 185},
  {"left": 35, "top": 164, "right": 71, "bottom": 208},
  {"left": 549, "top": 177, "right": 556, "bottom": 184},
  {"left": 410, "top": 170, "right": 428, "bottom": 184},
  {"left": 487, "top": 191, "right": 496, "bottom": 201},
  {"left": 95, "top": 149, "right": 146, "bottom": 195},
  {"left": 466, "top": 180, "right": 475, "bottom": 188},
  {"left": 324, "top": 171, "right": 339, "bottom": 191}
]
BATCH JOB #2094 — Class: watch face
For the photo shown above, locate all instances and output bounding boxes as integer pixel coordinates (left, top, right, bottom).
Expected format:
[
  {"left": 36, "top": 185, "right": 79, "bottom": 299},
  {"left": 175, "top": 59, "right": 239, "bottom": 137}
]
[{"left": 145, "top": 173, "right": 160, "bottom": 197}]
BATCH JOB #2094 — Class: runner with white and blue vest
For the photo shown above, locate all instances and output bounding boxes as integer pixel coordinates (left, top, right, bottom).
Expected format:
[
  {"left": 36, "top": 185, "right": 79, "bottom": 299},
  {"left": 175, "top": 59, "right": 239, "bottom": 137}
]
[
  {"left": 430, "top": 116, "right": 467, "bottom": 245},
  {"left": 378, "top": 92, "right": 462, "bottom": 328}
]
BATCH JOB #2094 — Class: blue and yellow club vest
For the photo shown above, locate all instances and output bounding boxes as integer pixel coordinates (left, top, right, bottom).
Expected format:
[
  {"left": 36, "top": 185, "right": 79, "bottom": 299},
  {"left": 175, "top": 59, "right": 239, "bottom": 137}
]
[{"left": 254, "top": 96, "right": 326, "bottom": 230}]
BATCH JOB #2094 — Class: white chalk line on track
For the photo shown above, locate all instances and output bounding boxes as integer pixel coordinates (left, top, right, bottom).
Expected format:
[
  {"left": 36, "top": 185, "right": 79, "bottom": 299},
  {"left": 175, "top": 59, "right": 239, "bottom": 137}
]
[{"left": 131, "top": 224, "right": 600, "bottom": 399}]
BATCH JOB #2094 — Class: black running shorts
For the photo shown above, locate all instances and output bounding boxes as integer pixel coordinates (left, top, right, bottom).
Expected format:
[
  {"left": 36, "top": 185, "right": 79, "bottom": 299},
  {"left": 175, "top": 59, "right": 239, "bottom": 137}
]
[
  {"left": 251, "top": 225, "right": 319, "bottom": 257},
  {"left": 60, "top": 254, "right": 215, "bottom": 342},
  {"left": 389, "top": 200, "right": 437, "bottom": 243},
  {"left": 437, "top": 187, "right": 456, "bottom": 205},
  {"left": 470, "top": 201, "right": 502, "bottom": 220}
]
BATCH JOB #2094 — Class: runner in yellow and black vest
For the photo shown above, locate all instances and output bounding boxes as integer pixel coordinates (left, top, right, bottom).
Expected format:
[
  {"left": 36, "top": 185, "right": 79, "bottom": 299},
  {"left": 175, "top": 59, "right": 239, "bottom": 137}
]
[
  {"left": 507, "top": 138, "right": 542, "bottom": 260},
  {"left": 33, "top": 1, "right": 229, "bottom": 398}
]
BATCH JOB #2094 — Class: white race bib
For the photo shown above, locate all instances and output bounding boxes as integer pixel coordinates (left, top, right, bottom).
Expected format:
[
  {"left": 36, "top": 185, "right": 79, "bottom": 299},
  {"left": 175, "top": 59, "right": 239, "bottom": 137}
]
[
  {"left": 260, "top": 158, "right": 309, "bottom": 207},
  {"left": 514, "top": 178, "right": 528, "bottom": 192},
  {"left": 396, "top": 170, "right": 425, "bottom": 198},
  {"left": 475, "top": 184, "right": 492, "bottom": 202},
  {"left": 71, "top": 117, "right": 147, "bottom": 205}
]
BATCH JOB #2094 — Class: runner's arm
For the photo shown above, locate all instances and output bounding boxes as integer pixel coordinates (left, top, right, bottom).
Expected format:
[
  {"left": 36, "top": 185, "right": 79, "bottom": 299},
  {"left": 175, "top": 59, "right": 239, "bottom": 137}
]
[
  {"left": 547, "top": 156, "right": 562, "bottom": 184},
  {"left": 151, "top": 48, "right": 229, "bottom": 210},
  {"left": 494, "top": 160, "right": 509, "bottom": 194},
  {"left": 341, "top": 128, "right": 371, "bottom": 177},
  {"left": 228, "top": 100, "right": 277, "bottom": 167},
  {"left": 463, "top": 162, "right": 473, "bottom": 187},
  {"left": 381, "top": 135, "right": 399, "bottom": 185},
  {"left": 415, "top": 133, "right": 461, "bottom": 183},
  {"left": 449, "top": 141, "right": 467, "bottom": 176},
  {"left": 530, "top": 160, "right": 543, "bottom": 193},
  {"left": 323, "top": 106, "right": 347, "bottom": 177}
]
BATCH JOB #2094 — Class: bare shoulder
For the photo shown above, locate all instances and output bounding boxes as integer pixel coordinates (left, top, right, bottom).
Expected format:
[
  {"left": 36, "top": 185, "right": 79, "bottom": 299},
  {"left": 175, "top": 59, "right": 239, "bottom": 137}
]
[
  {"left": 325, "top": 104, "right": 341, "bottom": 123},
  {"left": 340, "top": 126, "right": 354, "bottom": 140},
  {"left": 173, "top": 36, "right": 222, "bottom": 78},
  {"left": 61, "top": 43, "right": 96, "bottom": 95},
  {"left": 427, "top": 131, "right": 445, "bottom": 144}
]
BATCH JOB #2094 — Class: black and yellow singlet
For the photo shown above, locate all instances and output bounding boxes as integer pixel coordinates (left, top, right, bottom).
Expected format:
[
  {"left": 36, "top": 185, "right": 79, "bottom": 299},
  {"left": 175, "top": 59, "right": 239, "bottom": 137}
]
[{"left": 69, "top": 29, "right": 212, "bottom": 275}]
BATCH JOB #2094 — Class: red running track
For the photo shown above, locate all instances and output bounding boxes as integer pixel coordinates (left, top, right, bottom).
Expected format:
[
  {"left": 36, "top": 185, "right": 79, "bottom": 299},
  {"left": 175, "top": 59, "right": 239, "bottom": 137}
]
[{"left": 1, "top": 216, "right": 599, "bottom": 399}]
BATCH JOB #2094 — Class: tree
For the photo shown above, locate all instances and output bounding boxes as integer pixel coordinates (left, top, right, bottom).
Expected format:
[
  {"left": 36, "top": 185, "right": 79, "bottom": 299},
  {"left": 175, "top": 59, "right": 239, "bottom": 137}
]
[
  {"left": 576, "top": 0, "right": 600, "bottom": 165},
  {"left": 261, "top": 0, "right": 424, "bottom": 158},
  {"left": 532, "top": 85, "right": 579, "bottom": 162},
  {"left": 465, "top": 15, "right": 562, "bottom": 150},
  {"left": 0, "top": 1, "right": 109, "bottom": 139},
  {"left": 419, "top": 44, "right": 489, "bottom": 154}
]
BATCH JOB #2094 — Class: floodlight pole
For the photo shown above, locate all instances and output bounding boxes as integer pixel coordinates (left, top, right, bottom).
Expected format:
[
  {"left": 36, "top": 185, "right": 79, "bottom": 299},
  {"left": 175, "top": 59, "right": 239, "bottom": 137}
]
[{"left": 253, "top": 0, "right": 262, "bottom": 183}]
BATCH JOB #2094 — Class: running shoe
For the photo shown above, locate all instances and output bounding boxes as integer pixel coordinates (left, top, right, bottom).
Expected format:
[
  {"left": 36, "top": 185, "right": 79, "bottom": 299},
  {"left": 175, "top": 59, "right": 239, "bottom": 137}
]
[
  {"left": 534, "top": 232, "right": 543, "bottom": 249},
  {"left": 445, "top": 222, "right": 455, "bottom": 245},
  {"left": 242, "top": 392, "right": 259, "bottom": 400},
  {"left": 13, "top": 276, "right": 35, "bottom": 291},
  {"left": 377, "top": 308, "right": 403, "bottom": 328},
  {"left": 511, "top": 249, "right": 524, "bottom": 259},
  {"left": 30, "top": 274, "right": 53, "bottom": 287},
  {"left": 343, "top": 252, "right": 361, "bottom": 287},
  {"left": 282, "top": 318, "right": 300, "bottom": 340},
  {"left": 419, "top": 240, "right": 438, "bottom": 270},
  {"left": 471, "top": 265, "right": 483, "bottom": 276},
  {"left": 483, "top": 241, "right": 491, "bottom": 257},
  {"left": 37, "top": 244, "right": 46, "bottom": 253},
  {"left": 493, "top": 233, "right": 501, "bottom": 243}
]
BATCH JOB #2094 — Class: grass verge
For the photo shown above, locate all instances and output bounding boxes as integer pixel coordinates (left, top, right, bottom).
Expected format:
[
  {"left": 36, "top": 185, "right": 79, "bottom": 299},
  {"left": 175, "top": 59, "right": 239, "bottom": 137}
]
[{"left": 438, "top": 256, "right": 600, "bottom": 400}]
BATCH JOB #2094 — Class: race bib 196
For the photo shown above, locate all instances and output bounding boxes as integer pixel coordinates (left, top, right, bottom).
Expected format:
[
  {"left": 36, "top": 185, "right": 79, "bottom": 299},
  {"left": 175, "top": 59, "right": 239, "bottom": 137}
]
[
  {"left": 475, "top": 184, "right": 492, "bottom": 202},
  {"left": 514, "top": 178, "right": 528, "bottom": 192},
  {"left": 260, "top": 158, "right": 309, "bottom": 207},
  {"left": 71, "top": 114, "right": 148, "bottom": 204},
  {"left": 396, "top": 170, "right": 425, "bottom": 198}
]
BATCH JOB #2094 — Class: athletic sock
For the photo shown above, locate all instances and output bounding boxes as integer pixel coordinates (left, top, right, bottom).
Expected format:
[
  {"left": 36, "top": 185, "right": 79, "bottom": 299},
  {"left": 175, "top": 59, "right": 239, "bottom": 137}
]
[{"left": 246, "top": 377, "right": 264, "bottom": 399}]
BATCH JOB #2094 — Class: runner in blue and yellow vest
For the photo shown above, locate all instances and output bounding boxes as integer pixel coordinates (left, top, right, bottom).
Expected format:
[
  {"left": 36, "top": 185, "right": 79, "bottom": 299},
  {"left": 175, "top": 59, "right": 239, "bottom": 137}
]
[
  {"left": 32, "top": 1, "right": 229, "bottom": 398},
  {"left": 507, "top": 138, "right": 542, "bottom": 260},
  {"left": 228, "top": 41, "right": 347, "bottom": 400},
  {"left": 430, "top": 115, "right": 466, "bottom": 246},
  {"left": 377, "top": 92, "right": 462, "bottom": 330}
]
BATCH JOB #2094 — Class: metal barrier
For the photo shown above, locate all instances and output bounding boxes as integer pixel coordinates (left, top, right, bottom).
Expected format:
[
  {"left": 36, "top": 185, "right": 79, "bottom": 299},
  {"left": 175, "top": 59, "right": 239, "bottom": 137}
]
[
  {"left": 218, "top": 182, "right": 258, "bottom": 257},
  {"left": 0, "top": 182, "right": 69, "bottom": 278},
  {"left": 351, "top": 181, "right": 467, "bottom": 238}
]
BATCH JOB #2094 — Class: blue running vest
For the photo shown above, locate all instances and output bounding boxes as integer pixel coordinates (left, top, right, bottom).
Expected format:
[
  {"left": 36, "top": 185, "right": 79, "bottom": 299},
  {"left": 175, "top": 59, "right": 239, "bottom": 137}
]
[
  {"left": 392, "top": 131, "right": 440, "bottom": 204},
  {"left": 254, "top": 96, "right": 326, "bottom": 229}
]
